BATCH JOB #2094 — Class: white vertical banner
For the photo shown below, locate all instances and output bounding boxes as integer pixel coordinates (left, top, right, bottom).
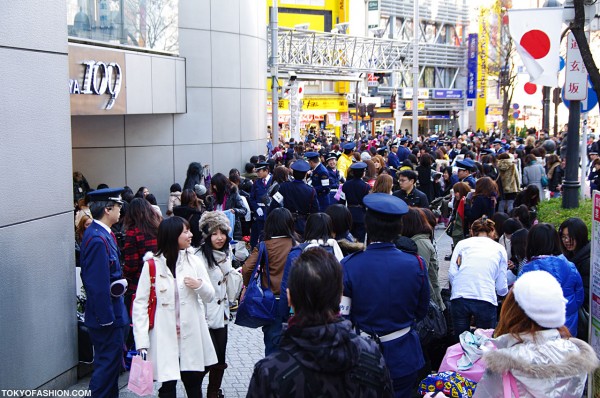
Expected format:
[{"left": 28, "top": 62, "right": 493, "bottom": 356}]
[
  {"left": 367, "top": 0, "right": 380, "bottom": 29},
  {"left": 289, "top": 80, "right": 300, "bottom": 141},
  {"left": 565, "top": 32, "right": 589, "bottom": 101}
]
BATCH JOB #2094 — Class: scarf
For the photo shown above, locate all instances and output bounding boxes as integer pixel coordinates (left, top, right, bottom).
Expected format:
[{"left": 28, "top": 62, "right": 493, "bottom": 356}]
[{"left": 212, "top": 249, "right": 228, "bottom": 266}]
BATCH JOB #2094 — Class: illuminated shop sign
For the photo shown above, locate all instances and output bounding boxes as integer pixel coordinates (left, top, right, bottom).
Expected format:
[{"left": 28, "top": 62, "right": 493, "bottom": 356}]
[{"left": 69, "top": 61, "right": 122, "bottom": 110}]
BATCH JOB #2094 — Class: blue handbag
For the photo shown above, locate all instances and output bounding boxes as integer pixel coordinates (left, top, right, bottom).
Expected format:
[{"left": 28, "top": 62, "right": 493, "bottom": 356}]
[{"left": 234, "top": 242, "right": 277, "bottom": 328}]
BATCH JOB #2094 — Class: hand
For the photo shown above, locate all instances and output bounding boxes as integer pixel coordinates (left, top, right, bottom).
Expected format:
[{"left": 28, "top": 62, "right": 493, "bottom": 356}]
[
  {"left": 507, "top": 260, "right": 515, "bottom": 270},
  {"left": 229, "top": 208, "right": 235, "bottom": 213},
  {"left": 256, "top": 208, "right": 264, "bottom": 217},
  {"left": 137, "top": 348, "right": 147, "bottom": 359},
  {"left": 184, "top": 277, "right": 202, "bottom": 290}
]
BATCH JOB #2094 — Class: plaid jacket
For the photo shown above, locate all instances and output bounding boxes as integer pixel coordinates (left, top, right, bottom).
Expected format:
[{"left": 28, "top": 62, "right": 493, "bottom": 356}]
[{"left": 123, "top": 227, "right": 158, "bottom": 294}]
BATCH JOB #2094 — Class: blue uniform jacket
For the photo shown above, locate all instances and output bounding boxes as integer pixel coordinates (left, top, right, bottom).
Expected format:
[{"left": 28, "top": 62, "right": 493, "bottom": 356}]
[
  {"left": 341, "top": 243, "right": 430, "bottom": 379},
  {"left": 519, "top": 256, "right": 584, "bottom": 336},
  {"left": 341, "top": 178, "right": 370, "bottom": 224},
  {"left": 80, "top": 222, "right": 128, "bottom": 329},
  {"left": 310, "top": 162, "right": 332, "bottom": 211},
  {"left": 461, "top": 175, "right": 476, "bottom": 189},
  {"left": 397, "top": 146, "right": 411, "bottom": 162},
  {"left": 387, "top": 152, "right": 401, "bottom": 169},
  {"left": 249, "top": 175, "right": 272, "bottom": 220},
  {"left": 269, "top": 180, "right": 318, "bottom": 234}
]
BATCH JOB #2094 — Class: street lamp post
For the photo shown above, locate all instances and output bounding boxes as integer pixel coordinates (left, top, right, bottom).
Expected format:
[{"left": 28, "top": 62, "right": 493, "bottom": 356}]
[
  {"left": 412, "top": 0, "right": 419, "bottom": 141},
  {"left": 271, "top": 0, "right": 279, "bottom": 149}
]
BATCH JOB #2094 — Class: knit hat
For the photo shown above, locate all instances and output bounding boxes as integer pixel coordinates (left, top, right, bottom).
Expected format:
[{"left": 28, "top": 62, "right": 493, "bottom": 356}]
[
  {"left": 198, "top": 211, "right": 231, "bottom": 238},
  {"left": 513, "top": 270, "right": 567, "bottom": 328},
  {"left": 360, "top": 152, "right": 372, "bottom": 161}
]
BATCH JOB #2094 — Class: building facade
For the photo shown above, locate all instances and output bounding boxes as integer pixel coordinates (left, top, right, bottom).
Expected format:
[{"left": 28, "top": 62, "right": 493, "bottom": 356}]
[{"left": 1, "top": 0, "right": 267, "bottom": 390}]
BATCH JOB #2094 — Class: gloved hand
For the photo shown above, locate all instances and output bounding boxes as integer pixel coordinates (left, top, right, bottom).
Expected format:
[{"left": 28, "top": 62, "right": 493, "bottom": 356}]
[{"left": 256, "top": 208, "right": 264, "bottom": 217}]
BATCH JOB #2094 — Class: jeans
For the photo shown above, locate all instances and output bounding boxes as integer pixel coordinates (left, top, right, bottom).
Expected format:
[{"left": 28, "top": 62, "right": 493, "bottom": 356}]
[
  {"left": 498, "top": 199, "right": 514, "bottom": 214},
  {"left": 451, "top": 298, "right": 497, "bottom": 341},
  {"left": 262, "top": 316, "right": 284, "bottom": 356}
]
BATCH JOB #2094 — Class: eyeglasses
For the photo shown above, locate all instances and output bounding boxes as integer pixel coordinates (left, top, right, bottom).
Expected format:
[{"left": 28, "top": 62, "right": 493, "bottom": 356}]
[{"left": 561, "top": 235, "right": 572, "bottom": 242}]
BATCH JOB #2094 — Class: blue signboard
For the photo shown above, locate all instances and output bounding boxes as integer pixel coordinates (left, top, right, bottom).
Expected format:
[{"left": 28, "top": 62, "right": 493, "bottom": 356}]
[
  {"left": 467, "top": 34, "right": 478, "bottom": 100},
  {"left": 562, "top": 83, "right": 599, "bottom": 113},
  {"left": 432, "top": 89, "right": 464, "bottom": 99}
]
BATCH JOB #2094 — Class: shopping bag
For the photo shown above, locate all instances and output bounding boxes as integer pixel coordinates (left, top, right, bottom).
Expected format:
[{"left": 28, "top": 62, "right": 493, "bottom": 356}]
[
  {"left": 438, "top": 329, "right": 494, "bottom": 382},
  {"left": 127, "top": 355, "right": 154, "bottom": 396}
]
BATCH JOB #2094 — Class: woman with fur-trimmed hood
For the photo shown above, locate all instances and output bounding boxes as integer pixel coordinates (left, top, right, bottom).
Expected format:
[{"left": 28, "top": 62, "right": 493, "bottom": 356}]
[{"left": 473, "top": 271, "right": 598, "bottom": 398}]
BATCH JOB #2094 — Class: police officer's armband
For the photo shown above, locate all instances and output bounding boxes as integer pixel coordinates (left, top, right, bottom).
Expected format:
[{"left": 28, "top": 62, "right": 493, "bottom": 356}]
[
  {"left": 273, "top": 191, "right": 284, "bottom": 204},
  {"left": 340, "top": 296, "right": 351, "bottom": 315}
]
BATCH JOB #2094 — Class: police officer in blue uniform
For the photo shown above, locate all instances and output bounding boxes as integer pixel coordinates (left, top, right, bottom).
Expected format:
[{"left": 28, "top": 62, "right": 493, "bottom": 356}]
[
  {"left": 341, "top": 162, "right": 371, "bottom": 243},
  {"left": 325, "top": 152, "right": 344, "bottom": 204},
  {"left": 340, "top": 193, "right": 429, "bottom": 398},
  {"left": 269, "top": 159, "right": 318, "bottom": 236},
  {"left": 456, "top": 158, "right": 477, "bottom": 189},
  {"left": 387, "top": 140, "right": 401, "bottom": 171},
  {"left": 80, "top": 188, "right": 129, "bottom": 398},
  {"left": 305, "top": 151, "right": 332, "bottom": 211},
  {"left": 397, "top": 137, "right": 411, "bottom": 162},
  {"left": 249, "top": 162, "right": 273, "bottom": 248}
]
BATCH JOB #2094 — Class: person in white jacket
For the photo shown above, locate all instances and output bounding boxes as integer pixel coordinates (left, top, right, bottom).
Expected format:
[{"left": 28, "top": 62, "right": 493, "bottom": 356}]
[
  {"left": 195, "top": 211, "right": 243, "bottom": 398},
  {"left": 132, "top": 216, "right": 217, "bottom": 398}
]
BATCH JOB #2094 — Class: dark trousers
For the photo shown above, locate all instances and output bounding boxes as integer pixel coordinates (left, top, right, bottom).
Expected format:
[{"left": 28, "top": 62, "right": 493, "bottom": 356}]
[
  {"left": 451, "top": 298, "right": 497, "bottom": 341},
  {"left": 250, "top": 219, "right": 265, "bottom": 249},
  {"left": 159, "top": 371, "right": 203, "bottom": 398},
  {"left": 88, "top": 325, "right": 125, "bottom": 398},
  {"left": 262, "top": 316, "right": 284, "bottom": 356},
  {"left": 392, "top": 371, "right": 418, "bottom": 398}
]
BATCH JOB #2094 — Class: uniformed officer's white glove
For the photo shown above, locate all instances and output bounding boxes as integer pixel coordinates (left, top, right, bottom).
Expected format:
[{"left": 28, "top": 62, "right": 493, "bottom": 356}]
[{"left": 256, "top": 208, "right": 264, "bottom": 217}]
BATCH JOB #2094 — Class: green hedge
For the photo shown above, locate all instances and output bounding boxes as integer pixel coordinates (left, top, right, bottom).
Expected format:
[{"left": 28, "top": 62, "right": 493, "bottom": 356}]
[{"left": 538, "top": 198, "right": 593, "bottom": 237}]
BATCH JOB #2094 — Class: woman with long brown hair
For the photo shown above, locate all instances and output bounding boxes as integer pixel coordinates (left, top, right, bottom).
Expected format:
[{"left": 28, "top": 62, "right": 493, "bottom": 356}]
[
  {"left": 468, "top": 176, "right": 498, "bottom": 227},
  {"left": 372, "top": 174, "right": 393, "bottom": 194},
  {"left": 473, "top": 270, "right": 598, "bottom": 397}
]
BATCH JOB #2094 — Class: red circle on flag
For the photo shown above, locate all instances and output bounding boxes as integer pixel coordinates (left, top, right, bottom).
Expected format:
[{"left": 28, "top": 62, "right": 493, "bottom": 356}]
[
  {"left": 520, "top": 30, "right": 551, "bottom": 59},
  {"left": 524, "top": 82, "right": 537, "bottom": 95}
]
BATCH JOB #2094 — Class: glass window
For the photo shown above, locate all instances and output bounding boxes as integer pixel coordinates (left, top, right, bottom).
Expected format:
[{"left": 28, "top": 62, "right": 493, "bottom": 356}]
[{"left": 67, "top": 0, "right": 179, "bottom": 53}]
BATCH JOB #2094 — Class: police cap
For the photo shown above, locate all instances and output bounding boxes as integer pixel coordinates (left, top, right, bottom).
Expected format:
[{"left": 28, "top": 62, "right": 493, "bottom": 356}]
[
  {"left": 343, "top": 142, "right": 356, "bottom": 150},
  {"left": 363, "top": 193, "right": 408, "bottom": 216},
  {"left": 87, "top": 187, "right": 125, "bottom": 204},
  {"left": 349, "top": 162, "right": 367, "bottom": 170},
  {"left": 291, "top": 159, "right": 311, "bottom": 173},
  {"left": 255, "top": 162, "right": 269, "bottom": 171},
  {"left": 325, "top": 152, "right": 338, "bottom": 161},
  {"left": 304, "top": 151, "right": 320, "bottom": 160},
  {"left": 456, "top": 159, "right": 476, "bottom": 171}
]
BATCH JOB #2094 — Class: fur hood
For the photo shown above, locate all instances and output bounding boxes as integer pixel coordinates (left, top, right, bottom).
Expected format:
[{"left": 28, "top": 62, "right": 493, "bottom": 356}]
[
  {"left": 337, "top": 239, "right": 364, "bottom": 255},
  {"left": 199, "top": 211, "right": 231, "bottom": 237},
  {"left": 483, "top": 332, "right": 599, "bottom": 378}
]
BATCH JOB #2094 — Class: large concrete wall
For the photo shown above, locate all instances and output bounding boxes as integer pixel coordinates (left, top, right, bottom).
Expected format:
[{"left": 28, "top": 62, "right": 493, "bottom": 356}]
[
  {"left": 72, "top": 0, "right": 268, "bottom": 204},
  {"left": 0, "top": 2, "right": 77, "bottom": 390}
]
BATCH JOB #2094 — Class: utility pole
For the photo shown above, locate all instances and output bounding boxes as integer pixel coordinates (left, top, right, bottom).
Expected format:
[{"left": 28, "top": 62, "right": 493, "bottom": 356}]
[
  {"left": 412, "top": 0, "right": 419, "bottom": 141},
  {"left": 270, "top": 0, "right": 279, "bottom": 149}
]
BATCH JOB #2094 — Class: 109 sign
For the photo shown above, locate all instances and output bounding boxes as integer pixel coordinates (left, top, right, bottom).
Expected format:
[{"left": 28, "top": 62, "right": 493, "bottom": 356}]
[{"left": 69, "top": 61, "right": 122, "bottom": 110}]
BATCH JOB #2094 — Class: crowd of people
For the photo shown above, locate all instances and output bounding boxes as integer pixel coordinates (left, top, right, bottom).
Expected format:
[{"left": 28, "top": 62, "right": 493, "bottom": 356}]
[{"left": 74, "top": 125, "right": 598, "bottom": 398}]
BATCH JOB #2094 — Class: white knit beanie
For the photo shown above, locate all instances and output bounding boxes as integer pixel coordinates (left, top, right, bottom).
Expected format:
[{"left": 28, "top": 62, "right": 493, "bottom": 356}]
[
  {"left": 513, "top": 270, "right": 567, "bottom": 328},
  {"left": 360, "top": 152, "right": 372, "bottom": 161}
]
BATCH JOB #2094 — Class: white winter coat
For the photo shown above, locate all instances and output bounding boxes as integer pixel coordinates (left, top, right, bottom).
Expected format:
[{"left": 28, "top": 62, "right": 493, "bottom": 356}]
[
  {"left": 132, "top": 249, "right": 218, "bottom": 382},
  {"left": 195, "top": 250, "right": 242, "bottom": 329}
]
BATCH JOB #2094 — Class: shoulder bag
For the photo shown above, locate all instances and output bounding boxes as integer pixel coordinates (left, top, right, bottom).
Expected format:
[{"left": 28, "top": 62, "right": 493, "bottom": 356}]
[
  {"left": 414, "top": 256, "right": 447, "bottom": 346},
  {"left": 235, "top": 243, "right": 277, "bottom": 328},
  {"left": 147, "top": 258, "right": 157, "bottom": 329}
]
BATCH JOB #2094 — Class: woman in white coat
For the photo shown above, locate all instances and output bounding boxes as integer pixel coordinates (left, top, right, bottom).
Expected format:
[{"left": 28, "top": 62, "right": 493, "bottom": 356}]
[
  {"left": 195, "top": 211, "right": 243, "bottom": 398},
  {"left": 132, "top": 216, "right": 217, "bottom": 398}
]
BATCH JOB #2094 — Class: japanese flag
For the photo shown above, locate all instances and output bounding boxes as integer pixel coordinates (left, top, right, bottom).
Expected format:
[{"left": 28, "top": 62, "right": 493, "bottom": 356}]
[{"left": 508, "top": 8, "right": 564, "bottom": 87}]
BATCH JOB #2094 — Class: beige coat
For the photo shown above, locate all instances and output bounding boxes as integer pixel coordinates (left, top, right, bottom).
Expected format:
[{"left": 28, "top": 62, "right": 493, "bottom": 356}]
[{"left": 132, "top": 249, "right": 217, "bottom": 382}]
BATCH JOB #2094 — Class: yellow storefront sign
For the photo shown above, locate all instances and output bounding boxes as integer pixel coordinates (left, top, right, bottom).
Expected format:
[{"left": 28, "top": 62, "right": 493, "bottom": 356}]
[
  {"left": 405, "top": 101, "right": 426, "bottom": 110},
  {"left": 302, "top": 97, "right": 348, "bottom": 112}
]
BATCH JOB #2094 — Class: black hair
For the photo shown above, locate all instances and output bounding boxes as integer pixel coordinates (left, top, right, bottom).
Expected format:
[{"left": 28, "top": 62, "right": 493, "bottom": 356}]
[
  {"left": 365, "top": 210, "right": 402, "bottom": 242},
  {"left": 303, "top": 213, "right": 334, "bottom": 241},
  {"left": 287, "top": 247, "right": 343, "bottom": 327},
  {"left": 491, "top": 212, "right": 509, "bottom": 236},
  {"left": 526, "top": 223, "right": 562, "bottom": 260},
  {"left": 124, "top": 198, "right": 161, "bottom": 236},
  {"left": 89, "top": 200, "right": 114, "bottom": 220},
  {"left": 510, "top": 205, "right": 531, "bottom": 229},
  {"left": 292, "top": 170, "right": 308, "bottom": 181},
  {"left": 350, "top": 167, "right": 365, "bottom": 179},
  {"left": 520, "top": 185, "right": 540, "bottom": 208},
  {"left": 502, "top": 218, "right": 523, "bottom": 236},
  {"left": 559, "top": 217, "right": 590, "bottom": 256},
  {"left": 249, "top": 155, "right": 259, "bottom": 164},
  {"left": 135, "top": 186, "right": 148, "bottom": 198},
  {"left": 210, "top": 173, "right": 232, "bottom": 203},
  {"left": 325, "top": 204, "right": 353, "bottom": 238},
  {"left": 510, "top": 228, "right": 528, "bottom": 264},
  {"left": 398, "top": 169, "right": 417, "bottom": 183},
  {"left": 156, "top": 217, "right": 191, "bottom": 277},
  {"left": 145, "top": 193, "right": 158, "bottom": 206},
  {"left": 264, "top": 208, "right": 299, "bottom": 242},
  {"left": 184, "top": 162, "right": 203, "bottom": 191},
  {"left": 97, "top": 183, "right": 109, "bottom": 190},
  {"left": 170, "top": 183, "right": 182, "bottom": 193},
  {"left": 245, "top": 162, "right": 255, "bottom": 173},
  {"left": 122, "top": 188, "right": 135, "bottom": 203}
]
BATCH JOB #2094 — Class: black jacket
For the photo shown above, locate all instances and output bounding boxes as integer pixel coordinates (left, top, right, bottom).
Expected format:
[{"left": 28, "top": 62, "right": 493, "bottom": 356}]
[{"left": 247, "top": 319, "right": 393, "bottom": 398}]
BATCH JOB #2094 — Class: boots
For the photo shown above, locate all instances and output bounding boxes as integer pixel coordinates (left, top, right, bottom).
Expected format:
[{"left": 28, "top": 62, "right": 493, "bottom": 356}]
[{"left": 207, "top": 363, "right": 227, "bottom": 398}]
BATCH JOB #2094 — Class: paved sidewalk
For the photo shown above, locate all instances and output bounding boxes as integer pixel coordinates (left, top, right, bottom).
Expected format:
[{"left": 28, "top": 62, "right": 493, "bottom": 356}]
[{"left": 70, "top": 227, "right": 454, "bottom": 397}]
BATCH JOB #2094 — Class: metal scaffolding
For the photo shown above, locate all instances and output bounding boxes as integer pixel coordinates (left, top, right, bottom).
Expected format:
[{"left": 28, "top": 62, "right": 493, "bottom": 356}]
[{"left": 268, "top": 27, "right": 413, "bottom": 76}]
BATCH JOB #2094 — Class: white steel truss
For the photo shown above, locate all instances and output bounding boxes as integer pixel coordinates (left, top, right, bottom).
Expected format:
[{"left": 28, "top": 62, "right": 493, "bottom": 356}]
[{"left": 268, "top": 27, "right": 413, "bottom": 76}]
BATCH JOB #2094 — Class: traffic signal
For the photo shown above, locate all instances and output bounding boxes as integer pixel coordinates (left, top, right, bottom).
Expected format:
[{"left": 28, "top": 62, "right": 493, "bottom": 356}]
[
  {"left": 358, "top": 103, "right": 367, "bottom": 118},
  {"left": 390, "top": 93, "right": 397, "bottom": 110},
  {"left": 367, "top": 103, "right": 376, "bottom": 118}
]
